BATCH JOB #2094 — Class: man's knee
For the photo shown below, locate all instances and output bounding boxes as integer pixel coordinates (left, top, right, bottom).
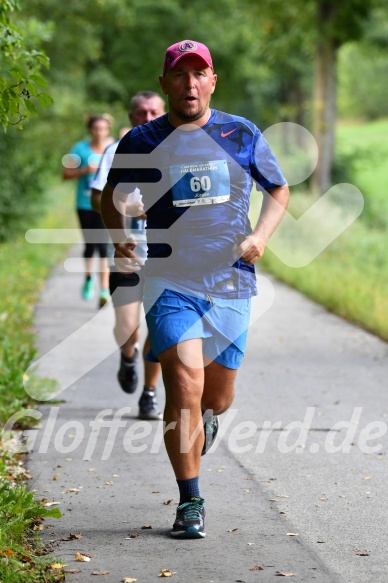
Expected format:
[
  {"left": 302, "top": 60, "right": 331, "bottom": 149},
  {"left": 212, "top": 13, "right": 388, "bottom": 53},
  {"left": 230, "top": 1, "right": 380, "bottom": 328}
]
[{"left": 202, "top": 390, "right": 234, "bottom": 415}]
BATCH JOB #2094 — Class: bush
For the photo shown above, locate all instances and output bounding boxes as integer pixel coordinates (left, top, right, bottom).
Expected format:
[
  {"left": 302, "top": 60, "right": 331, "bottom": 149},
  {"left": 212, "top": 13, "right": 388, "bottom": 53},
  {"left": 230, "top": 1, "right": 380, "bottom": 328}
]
[{"left": 0, "top": 128, "right": 50, "bottom": 242}]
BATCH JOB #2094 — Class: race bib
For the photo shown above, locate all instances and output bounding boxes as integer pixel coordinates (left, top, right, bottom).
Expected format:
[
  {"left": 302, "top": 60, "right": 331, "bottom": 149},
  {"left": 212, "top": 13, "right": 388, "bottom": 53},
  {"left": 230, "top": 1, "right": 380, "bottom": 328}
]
[{"left": 170, "top": 160, "right": 230, "bottom": 207}]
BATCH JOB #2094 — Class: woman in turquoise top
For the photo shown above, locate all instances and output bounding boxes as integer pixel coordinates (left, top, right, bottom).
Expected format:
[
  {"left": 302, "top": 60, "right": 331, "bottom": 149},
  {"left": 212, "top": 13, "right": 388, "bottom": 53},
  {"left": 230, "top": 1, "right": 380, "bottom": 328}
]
[{"left": 63, "top": 114, "right": 114, "bottom": 306}]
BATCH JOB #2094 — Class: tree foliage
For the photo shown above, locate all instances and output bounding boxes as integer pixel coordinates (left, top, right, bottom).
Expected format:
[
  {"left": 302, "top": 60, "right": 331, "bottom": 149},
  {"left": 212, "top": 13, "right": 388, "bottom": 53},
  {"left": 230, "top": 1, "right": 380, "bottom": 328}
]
[
  {"left": 1, "top": 0, "right": 388, "bottom": 243},
  {"left": 0, "top": 0, "right": 53, "bottom": 129}
]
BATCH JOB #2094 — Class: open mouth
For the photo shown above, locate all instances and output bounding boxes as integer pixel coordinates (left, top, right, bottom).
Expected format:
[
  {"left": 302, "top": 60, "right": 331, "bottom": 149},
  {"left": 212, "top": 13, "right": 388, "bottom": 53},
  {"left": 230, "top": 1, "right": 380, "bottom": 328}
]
[{"left": 184, "top": 96, "right": 196, "bottom": 102}]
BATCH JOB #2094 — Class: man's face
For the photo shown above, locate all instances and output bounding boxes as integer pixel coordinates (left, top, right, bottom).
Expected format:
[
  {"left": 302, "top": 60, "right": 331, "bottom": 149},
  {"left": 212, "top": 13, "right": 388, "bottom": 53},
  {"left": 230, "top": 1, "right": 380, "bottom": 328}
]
[
  {"left": 129, "top": 96, "right": 165, "bottom": 127},
  {"left": 159, "top": 55, "right": 217, "bottom": 125}
]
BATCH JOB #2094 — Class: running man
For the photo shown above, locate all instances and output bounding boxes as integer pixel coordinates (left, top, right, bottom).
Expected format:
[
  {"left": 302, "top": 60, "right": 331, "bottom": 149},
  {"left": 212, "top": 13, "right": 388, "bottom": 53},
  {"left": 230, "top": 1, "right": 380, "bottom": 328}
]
[
  {"left": 91, "top": 91, "right": 165, "bottom": 419},
  {"left": 101, "top": 41, "right": 289, "bottom": 538}
]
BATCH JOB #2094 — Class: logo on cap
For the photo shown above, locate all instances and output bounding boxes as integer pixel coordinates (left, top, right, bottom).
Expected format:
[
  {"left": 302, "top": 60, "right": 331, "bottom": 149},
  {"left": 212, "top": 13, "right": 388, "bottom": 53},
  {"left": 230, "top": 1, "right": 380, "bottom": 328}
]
[{"left": 179, "top": 41, "right": 198, "bottom": 53}]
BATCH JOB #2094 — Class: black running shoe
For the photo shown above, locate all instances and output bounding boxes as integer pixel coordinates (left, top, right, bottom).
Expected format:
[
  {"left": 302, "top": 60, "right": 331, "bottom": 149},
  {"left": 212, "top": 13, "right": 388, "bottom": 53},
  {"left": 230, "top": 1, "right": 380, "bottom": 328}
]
[
  {"left": 117, "top": 349, "right": 138, "bottom": 394},
  {"left": 138, "top": 388, "right": 163, "bottom": 420},
  {"left": 171, "top": 497, "right": 206, "bottom": 539},
  {"left": 201, "top": 413, "right": 219, "bottom": 456}
]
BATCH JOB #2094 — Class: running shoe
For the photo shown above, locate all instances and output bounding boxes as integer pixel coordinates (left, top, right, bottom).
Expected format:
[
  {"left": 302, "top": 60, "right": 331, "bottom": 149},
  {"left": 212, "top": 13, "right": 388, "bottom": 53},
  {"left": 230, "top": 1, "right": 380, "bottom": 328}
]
[
  {"left": 171, "top": 497, "right": 206, "bottom": 539},
  {"left": 201, "top": 413, "right": 219, "bottom": 456},
  {"left": 138, "top": 388, "right": 163, "bottom": 420},
  {"left": 81, "top": 277, "right": 95, "bottom": 301},
  {"left": 98, "top": 288, "right": 110, "bottom": 308},
  {"left": 117, "top": 349, "right": 138, "bottom": 394}
]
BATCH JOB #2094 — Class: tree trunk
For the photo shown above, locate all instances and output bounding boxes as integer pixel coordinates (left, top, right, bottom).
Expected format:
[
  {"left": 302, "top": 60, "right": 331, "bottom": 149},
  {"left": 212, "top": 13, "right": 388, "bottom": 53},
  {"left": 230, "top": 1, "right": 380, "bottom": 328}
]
[{"left": 311, "top": 12, "right": 337, "bottom": 194}]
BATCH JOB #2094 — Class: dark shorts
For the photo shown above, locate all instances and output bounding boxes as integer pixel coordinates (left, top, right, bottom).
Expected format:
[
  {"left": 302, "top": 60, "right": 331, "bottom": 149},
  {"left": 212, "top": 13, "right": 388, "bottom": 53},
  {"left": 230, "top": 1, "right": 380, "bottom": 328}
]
[{"left": 109, "top": 269, "right": 144, "bottom": 307}]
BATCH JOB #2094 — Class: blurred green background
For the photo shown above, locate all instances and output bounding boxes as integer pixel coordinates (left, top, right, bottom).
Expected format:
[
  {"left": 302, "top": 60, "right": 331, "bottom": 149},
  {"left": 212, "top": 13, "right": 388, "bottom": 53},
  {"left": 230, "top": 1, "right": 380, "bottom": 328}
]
[{"left": 1, "top": 0, "right": 388, "bottom": 338}]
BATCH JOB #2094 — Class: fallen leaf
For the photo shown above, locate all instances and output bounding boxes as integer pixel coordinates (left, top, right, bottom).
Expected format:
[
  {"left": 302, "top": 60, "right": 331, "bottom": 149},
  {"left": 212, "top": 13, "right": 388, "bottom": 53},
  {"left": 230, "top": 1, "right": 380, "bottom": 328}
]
[
  {"left": 270, "top": 499, "right": 279, "bottom": 502},
  {"left": 159, "top": 569, "right": 176, "bottom": 577},
  {"left": 92, "top": 571, "right": 111, "bottom": 575},
  {"left": 51, "top": 563, "right": 67, "bottom": 569},
  {"left": 244, "top": 489, "right": 251, "bottom": 493},
  {"left": 276, "top": 572, "right": 295, "bottom": 577},
  {"left": 164, "top": 499, "right": 173, "bottom": 505},
  {"left": 247, "top": 542, "right": 255, "bottom": 546},
  {"left": 362, "top": 476, "right": 372, "bottom": 480},
  {"left": 123, "top": 579, "right": 137, "bottom": 583},
  {"left": 141, "top": 525, "right": 152, "bottom": 529},
  {"left": 63, "top": 488, "right": 81, "bottom": 493},
  {"left": 286, "top": 533, "right": 299, "bottom": 536},
  {"left": 45, "top": 501, "right": 60, "bottom": 507},
  {"left": 52, "top": 473, "right": 60, "bottom": 481},
  {"left": 250, "top": 565, "right": 264, "bottom": 571},
  {"left": 354, "top": 549, "right": 370, "bottom": 556},
  {"left": 4, "top": 549, "right": 13, "bottom": 558},
  {"left": 152, "top": 490, "right": 160, "bottom": 493},
  {"left": 317, "top": 540, "right": 325, "bottom": 544},
  {"left": 69, "top": 533, "right": 83, "bottom": 539},
  {"left": 105, "top": 481, "right": 114, "bottom": 485},
  {"left": 227, "top": 528, "right": 239, "bottom": 532},
  {"left": 65, "top": 570, "right": 81, "bottom": 574},
  {"left": 319, "top": 497, "right": 328, "bottom": 501},
  {"left": 113, "top": 474, "right": 120, "bottom": 477},
  {"left": 65, "top": 457, "right": 72, "bottom": 462},
  {"left": 88, "top": 468, "right": 96, "bottom": 472},
  {"left": 125, "top": 533, "right": 141, "bottom": 539},
  {"left": 75, "top": 552, "right": 91, "bottom": 562}
]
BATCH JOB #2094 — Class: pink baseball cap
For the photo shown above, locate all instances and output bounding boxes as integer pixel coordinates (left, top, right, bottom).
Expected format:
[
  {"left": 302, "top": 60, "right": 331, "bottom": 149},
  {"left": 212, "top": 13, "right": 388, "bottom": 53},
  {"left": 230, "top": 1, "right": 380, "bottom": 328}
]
[{"left": 162, "top": 40, "right": 213, "bottom": 75}]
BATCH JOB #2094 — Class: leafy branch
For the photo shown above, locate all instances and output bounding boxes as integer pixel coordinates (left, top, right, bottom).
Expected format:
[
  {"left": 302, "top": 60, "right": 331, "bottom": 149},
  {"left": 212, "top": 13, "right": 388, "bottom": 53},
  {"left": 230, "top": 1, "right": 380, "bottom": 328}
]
[{"left": 0, "top": 0, "right": 53, "bottom": 130}]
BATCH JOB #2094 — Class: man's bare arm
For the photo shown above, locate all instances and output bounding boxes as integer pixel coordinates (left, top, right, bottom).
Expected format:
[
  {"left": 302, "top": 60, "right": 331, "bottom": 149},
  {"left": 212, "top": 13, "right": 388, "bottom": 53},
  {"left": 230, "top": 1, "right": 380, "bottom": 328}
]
[{"left": 100, "top": 183, "right": 143, "bottom": 272}]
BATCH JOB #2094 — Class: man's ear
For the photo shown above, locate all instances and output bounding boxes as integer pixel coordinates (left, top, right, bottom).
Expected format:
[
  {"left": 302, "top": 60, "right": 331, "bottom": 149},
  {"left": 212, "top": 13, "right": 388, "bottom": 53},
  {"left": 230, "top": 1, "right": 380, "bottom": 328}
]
[
  {"left": 211, "top": 73, "right": 217, "bottom": 94},
  {"left": 159, "top": 75, "right": 168, "bottom": 95}
]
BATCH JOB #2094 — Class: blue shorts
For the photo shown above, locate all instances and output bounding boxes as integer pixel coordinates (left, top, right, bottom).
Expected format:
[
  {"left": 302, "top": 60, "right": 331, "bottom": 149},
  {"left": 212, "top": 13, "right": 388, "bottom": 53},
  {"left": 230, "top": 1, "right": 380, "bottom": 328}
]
[{"left": 143, "top": 278, "right": 251, "bottom": 370}]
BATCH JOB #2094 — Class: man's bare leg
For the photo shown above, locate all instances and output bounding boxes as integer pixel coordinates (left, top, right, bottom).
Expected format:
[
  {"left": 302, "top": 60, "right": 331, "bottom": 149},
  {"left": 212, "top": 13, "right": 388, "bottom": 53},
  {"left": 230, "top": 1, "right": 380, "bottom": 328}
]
[
  {"left": 143, "top": 335, "right": 161, "bottom": 389},
  {"left": 114, "top": 301, "right": 141, "bottom": 358},
  {"left": 158, "top": 338, "right": 236, "bottom": 480}
]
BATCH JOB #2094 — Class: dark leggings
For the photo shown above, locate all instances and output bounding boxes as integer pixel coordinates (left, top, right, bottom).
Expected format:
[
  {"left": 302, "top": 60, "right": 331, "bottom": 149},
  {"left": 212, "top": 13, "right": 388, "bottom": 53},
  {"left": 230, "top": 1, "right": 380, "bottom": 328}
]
[{"left": 77, "top": 209, "right": 108, "bottom": 259}]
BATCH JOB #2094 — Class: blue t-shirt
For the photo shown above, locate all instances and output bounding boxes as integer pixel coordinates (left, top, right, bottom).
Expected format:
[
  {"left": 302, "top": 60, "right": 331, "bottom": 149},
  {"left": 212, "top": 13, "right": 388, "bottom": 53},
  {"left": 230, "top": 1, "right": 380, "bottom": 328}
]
[
  {"left": 70, "top": 140, "right": 102, "bottom": 211},
  {"left": 107, "top": 109, "right": 286, "bottom": 298}
]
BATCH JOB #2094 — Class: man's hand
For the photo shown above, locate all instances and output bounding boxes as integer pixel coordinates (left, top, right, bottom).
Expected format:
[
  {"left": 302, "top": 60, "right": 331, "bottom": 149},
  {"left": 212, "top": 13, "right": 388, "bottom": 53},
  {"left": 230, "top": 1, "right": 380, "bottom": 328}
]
[
  {"left": 114, "top": 239, "right": 144, "bottom": 273},
  {"left": 233, "top": 234, "right": 266, "bottom": 264},
  {"left": 126, "top": 199, "right": 146, "bottom": 219}
]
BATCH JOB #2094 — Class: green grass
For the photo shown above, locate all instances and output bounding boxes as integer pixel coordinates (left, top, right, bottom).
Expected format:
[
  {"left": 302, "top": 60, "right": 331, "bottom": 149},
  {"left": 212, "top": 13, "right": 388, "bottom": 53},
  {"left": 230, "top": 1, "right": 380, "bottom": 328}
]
[
  {"left": 256, "top": 117, "right": 388, "bottom": 341},
  {"left": 0, "top": 179, "right": 76, "bottom": 582},
  {"left": 0, "top": 481, "right": 62, "bottom": 583},
  {"left": 0, "top": 181, "right": 77, "bottom": 426},
  {"left": 336, "top": 117, "right": 388, "bottom": 229}
]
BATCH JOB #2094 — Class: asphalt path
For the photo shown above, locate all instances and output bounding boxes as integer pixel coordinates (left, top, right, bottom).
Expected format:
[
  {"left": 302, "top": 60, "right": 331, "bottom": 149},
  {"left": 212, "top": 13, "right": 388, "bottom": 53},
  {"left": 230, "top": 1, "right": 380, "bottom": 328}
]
[{"left": 26, "top": 245, "right": 388, "bottom": 582}]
